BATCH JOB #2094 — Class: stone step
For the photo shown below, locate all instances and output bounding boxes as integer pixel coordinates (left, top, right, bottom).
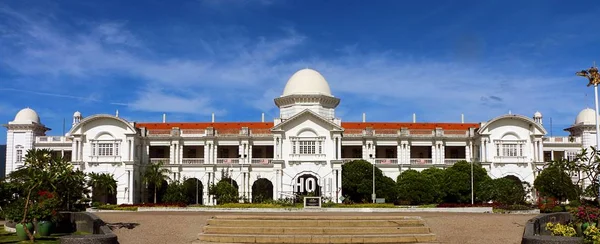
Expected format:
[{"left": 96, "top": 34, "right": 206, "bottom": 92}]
[
  {"left": 206, "top": 219, "right": 425, "bottom": 227},
  {"left": 203, "top": 226, "right": 432, "bottom": 235},
  {"left": 211, "top": 215, "right": 422, "bottom": 220},
  {"left": 198, "top": 233, "right": 437, "bottom": 243}
]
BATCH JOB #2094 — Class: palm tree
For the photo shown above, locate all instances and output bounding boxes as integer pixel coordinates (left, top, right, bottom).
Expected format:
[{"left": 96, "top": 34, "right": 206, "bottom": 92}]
[
  {"left": 88, "top": 172, "right": 118, "bottom": 204},
  {"left": 143, "top": 161, "right": 171, "bottom": 203}
]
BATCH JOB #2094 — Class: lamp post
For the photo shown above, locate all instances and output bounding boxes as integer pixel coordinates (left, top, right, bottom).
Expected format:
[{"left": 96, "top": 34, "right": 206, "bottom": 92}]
[
  {"left": 371, "top": 154, "right": 376, "bottom": 203},
  {"left": 576, "top": 64, "right": 600, "bottom": 199},
  {"left": 576, "top": 65, "right": 600, "bottom": 150},
  {"left": 471, "top": 156, "right": 474, "bottom": 205}
]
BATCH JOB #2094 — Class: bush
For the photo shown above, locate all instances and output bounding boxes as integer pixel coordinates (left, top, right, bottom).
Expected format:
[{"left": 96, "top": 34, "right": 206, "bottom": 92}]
[
  {"left": 209, "top": 181, "right": 239, "bottom": 204},
  {"left": 396, "top": 170, "right": 435, "bottom": 205}
]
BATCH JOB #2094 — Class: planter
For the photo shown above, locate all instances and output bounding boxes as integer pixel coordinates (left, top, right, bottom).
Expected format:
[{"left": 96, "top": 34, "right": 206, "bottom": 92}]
[
  {"left": 15, "top": 223, "right": 34, "bottom": 241},
  {"left": 37, "top": 220, "right": 54, "bottom": 236}
]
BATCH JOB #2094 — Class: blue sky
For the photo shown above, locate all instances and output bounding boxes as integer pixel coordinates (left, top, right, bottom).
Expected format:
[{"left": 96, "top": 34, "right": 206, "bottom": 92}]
[{"left": 1, "top": 0, "right": 600, "bottom": 143}]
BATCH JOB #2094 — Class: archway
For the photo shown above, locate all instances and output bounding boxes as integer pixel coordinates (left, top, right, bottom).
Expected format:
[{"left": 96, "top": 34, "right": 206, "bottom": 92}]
[
  {"left": 92, "top": 187, "right": 117, "bottom": 205},
  {"left": 252, "top": 178, "right": 273, "bottom": 203},
  {"left": 183, "top": 178, "right": 203, "bottom": 205},
  {"left": 146, "top": 179, "right": 168, "bottom": 203},
  {"left": 293, "top": 173, "right": 321, "bottom": 202}
]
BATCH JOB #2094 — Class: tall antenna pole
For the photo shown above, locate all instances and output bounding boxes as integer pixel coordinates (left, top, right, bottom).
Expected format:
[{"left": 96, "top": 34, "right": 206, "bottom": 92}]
[{"left": 550, "top": 117, "right": 553, "bottom": 137}]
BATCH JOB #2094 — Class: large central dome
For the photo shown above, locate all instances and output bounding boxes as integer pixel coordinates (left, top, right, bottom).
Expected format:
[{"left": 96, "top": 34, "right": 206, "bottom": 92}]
[{"left": 282, "top": 68, "right": 332, "bottom": 96}]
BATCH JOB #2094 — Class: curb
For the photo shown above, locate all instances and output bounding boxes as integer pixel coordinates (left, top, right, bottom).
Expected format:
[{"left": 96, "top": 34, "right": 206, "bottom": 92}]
[{"left": 132, "top": 207, "right": 494, "bottom": 213}]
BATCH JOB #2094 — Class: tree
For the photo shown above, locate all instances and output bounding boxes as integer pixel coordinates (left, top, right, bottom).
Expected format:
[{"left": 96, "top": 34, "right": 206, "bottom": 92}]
[
  {"left": 209, "top": 181, "right": 239, "bottom": 204},
  {"left": 420, "top": 167, "right": 446, "bottom": 203},
  {"left": 397, "top": 170, "right": 435, "bottom": 205},
  {"left": 534, "top": 165, "right": 579, "bottom": 202},
  {"left": 342, "top": 160, "right": 397, "bottom": 203},
  {"left": 479, "top": 176, "right": 527, "bottom": 205},
  {"left": 162, "top": 180, "right": 188, "bottom": 203},
  {"left": 545, "top": 147, "right": 600, "bottom": 200},
  {"left": 142, "top": 161, "right": 171, "bottom": 203},
  {"left": 9, "top": 148, "right": 80, "bottom": 241},
  {"left": 88, "top": 172, "right": 117, "bottom": 204},
  {"left": 442, "top": 161, "right": 491, "bottom": 203}
]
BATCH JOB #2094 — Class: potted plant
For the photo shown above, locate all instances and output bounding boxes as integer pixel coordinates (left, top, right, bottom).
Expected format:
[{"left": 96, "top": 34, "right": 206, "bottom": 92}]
[
  {"left": 4, "top": 199, "right": 34, "bottom": 241},
  {"left": 31, "top": 190, "right": 60, "bottom": 237}
]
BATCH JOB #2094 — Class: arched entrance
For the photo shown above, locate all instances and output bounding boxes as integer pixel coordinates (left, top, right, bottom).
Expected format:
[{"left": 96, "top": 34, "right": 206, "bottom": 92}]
[
  {"left": 146, "top": 179, "right": 168, "bottom": 203},
  {"left": 183, "top": 178, "right": 203, "bottom": 205},
  {"left": 293, "top": 173, "right": 321, "bottom": 201},
  {"left": 252, "top": 178, "right": 273, "bottom": 203}
]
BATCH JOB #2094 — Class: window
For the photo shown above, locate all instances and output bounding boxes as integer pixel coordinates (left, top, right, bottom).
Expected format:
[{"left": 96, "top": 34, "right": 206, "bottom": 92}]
[
  {"left": 494, "top": 140, "right": 525, "bottom": 157},
  {"left": 91, "top": 141, "right": 120, "bottom": 156},
  {"left": 16, "top": 150, "right": 23, "bottom": 162},
  {"left": 98, "top": 143, "right": 114, "bottom": 156},
  {"left": 299, "top": 141, "right": 316, "bottom": 154},
  {"left": 290, "top": 136, "right": 325, "bottom": 155},
  {"left": 502, "top": 144, "right": 518, "bottom": 157}
]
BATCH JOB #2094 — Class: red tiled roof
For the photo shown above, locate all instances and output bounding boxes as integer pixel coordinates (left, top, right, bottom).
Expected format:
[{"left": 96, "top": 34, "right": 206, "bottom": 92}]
[
  {"left": 136, "top": 122, "right": 274, "bottom": 130},
  {"left": 340, "top": 122, "right": 479, "bottom": 130},
  {"left": 136, "top": 121, "right": 479, "bottom": 131}
]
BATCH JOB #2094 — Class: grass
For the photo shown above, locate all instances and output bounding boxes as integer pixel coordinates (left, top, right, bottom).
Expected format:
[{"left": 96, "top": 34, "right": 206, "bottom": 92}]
[{"left": 0, "top": 225, "right": 90, "bottom": 243}]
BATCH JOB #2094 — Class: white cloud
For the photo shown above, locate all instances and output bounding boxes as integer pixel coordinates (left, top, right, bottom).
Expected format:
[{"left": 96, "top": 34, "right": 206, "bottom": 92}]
[
  {"left": 128, "top": 89, "right": 225, "bottom": 115},
  {"left": 0, "top": 4, "right": 586, "bottom": 127}
]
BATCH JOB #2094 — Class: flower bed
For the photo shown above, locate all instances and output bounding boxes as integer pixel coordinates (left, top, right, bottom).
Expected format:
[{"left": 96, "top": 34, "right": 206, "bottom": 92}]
[{"left": 522, "top": 205, "right": 600, "bottom": 243}]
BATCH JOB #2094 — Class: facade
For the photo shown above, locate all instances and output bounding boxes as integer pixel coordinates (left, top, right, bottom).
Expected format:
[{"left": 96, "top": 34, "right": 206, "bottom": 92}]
[{"left": 2, "top": 68, "right": 594, "bottom": 205}]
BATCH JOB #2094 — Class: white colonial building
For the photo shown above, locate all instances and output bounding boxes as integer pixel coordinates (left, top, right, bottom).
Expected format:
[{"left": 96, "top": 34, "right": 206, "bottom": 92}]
[{"left": 2, "top": 68, "right": 594, "bottom": 205}]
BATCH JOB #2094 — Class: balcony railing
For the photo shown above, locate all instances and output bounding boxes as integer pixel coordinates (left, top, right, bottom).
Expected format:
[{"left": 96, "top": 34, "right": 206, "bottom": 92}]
[
  {"left": 250, "top": 129, "right": 272, "bottom": 137},
  {"left": 251, "top": 158, "right": 273, "bottom": 164},
  {"left": 182, "top": 158, "right": 204, "bottom": 164},
  {"left": 147, "top": 130, "right": 171, "bottom": 137},
  {"left": 36, "top": 136, "right": 72, "bottom": 143},
  {"left": 217, "top": 158, "right": 240, "bottom": 164},
  {"left": 410, "top": 158, "right": 432, "bottom": 165},
  {"left": 444, "top": 158, "right": 466, "bottom": 165},
  {"left": 409, "top": 129, "right": 433, "bottom": 137},
  {"left": 443, "top": 130, "right": 467, "bottom": 137},
  {"left": 150, "top": 158, "right": 170, "bottom": 164},
  {"left": 375, "top": 158, "right": 398, "bottom": 164},
  {"left": 181, "top": 129, "right": 205, "bottom": 137},
  {"left": 543, "top": 136, "right": 581, "bottom": 143}
]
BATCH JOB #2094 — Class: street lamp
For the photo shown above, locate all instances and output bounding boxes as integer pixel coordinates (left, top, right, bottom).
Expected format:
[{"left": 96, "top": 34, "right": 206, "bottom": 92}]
[
  {"left": 576, "top": 65, "right": 600, "bottom": 150},
  {"left": 370, "top": 153, "right": 375, "bottom": 203},
  {"left": 576, "top": 65, "right": 600, "bottom": 199}
]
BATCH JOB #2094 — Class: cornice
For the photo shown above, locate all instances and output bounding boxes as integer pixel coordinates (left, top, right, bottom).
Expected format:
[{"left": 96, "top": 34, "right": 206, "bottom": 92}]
[{"left": 274, "top": 94, "right": 340, "bottom": 108}]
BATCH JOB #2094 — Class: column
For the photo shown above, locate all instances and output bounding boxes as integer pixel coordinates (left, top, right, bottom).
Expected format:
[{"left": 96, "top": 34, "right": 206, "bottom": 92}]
[
  {"left": 465, "top": 142, "right": 471, "bottom": 162},
  {"left": 406, "top": 144, "right": 411, "bottom": 164},
  {"left": 274, "top": 170, "right": 280, "bottom": 200},
  {"left": 431, "top": 145, "right": 437, "bottom": 164},
  {"left": 537, "top": 139, "right": 544, "bottom": 162},
  {"left": 550, "top": 150, "right": 554, "bottom": 161},
  {"left": 336, "top": 137, "right": 342, "bottom": 160},
  {"left": 397, "top": 143, "right": 401, "bottom": 164},
  {"left": 438, "top": 142, "right": 446, "bottom": 164},
  {"left": 213, "top": 143, "right": 218, "bottom": 163}
]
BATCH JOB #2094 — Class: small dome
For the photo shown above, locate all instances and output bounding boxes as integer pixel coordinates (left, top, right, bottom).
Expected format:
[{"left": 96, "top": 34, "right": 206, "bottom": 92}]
[
  {"left": 575, "top": 108, "right": 599, "bottom": 125},
  {"left": 534, "top": 111, "right": 542, "bottom": 118},
  {"left": 13, "top": 108, "right": 40, "bottom": 124},
  {"left": 73, "top": 111, "right": 81, "bottom": 117},
  {"left": 282, "top": 68, "right": 332, "bottom": 96}
]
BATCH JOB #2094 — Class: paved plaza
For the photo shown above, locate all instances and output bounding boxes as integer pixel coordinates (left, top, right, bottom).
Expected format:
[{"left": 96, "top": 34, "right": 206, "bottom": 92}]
[{"left": 96, "top": 211, "right": 535, "bottom": 244}]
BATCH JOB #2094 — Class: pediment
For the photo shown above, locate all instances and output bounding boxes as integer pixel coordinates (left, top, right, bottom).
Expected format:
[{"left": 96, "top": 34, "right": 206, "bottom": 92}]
[{"left": 271, "top": 109, "right": 343, "bottom": 132}]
